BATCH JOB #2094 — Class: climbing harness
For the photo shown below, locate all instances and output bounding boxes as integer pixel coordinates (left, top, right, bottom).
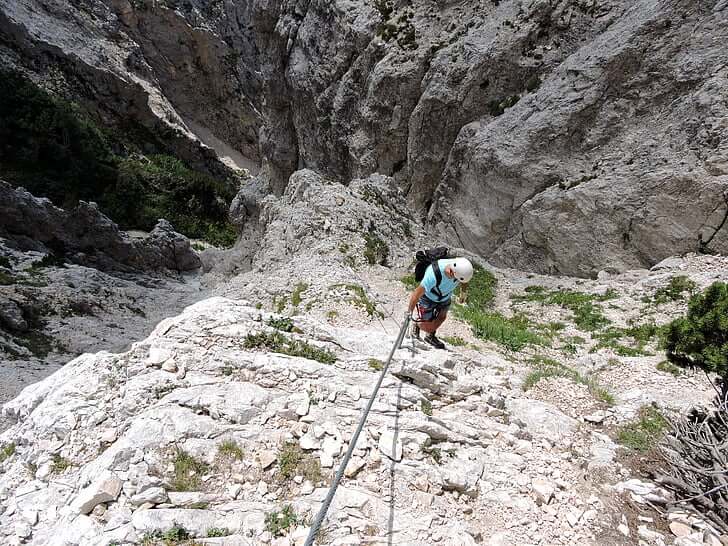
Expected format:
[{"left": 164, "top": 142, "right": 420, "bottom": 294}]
[{"left": 303, "top": 314, "right": 411, "bottom": 545}]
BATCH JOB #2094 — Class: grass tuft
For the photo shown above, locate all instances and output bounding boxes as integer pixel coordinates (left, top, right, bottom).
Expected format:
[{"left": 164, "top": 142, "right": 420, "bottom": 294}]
[
  {"left": 656, "top": 360, "right": 683, "bottom": 377},
  {"left": 244, "top": 331, "right": 336, "bottom": 364},
  {"left": 0, "top": 442, "right": 16, "bottom": 463},
  {"left": 169, "top": 448, "right": 209, "bottom": 491},
  {"left": 291, "top": 282, "right": 309, "bottom": 307},
  {"left": 277, "top": 443, "right": 323, "bottom": 484},
  {"left": 400, "top": 274, "right": 418, "bottom": 290},
  {"left": 51, "top": 454, "right": 71, "bottom": 474},
  {"left": 456, "top": 308, "right": 546, "bottom": 352},
  {"left": 420, "top": 399, "right": 433, "bottom": 416},
  {"left": 511, "top": 287, "right": 615, "bottom": 331},
  {"left": 368, "top": 358, "right": 384, "bottom": 371},
  {"left": 265, "top": 505, "right": 299, "bottom": 537},
  {"left": 363, "top": 229, "right": 389, "bottom": 266},
  {"left": 330, "top": 283, "right": 383, "bottom": 318},
  {"left": 441, "top": 335, "right": 467, "bottom": 346},
  {"left": 267, "top": 316, "right": 295, "bottom": 332},
  {"left": 217, "top": 440, "right": 244, "bottom": 462},
  {"left": 524, "top": 356, "right": 615, "bottom": 405},
  {"left": 617, "top": 405, "right": 669, "bottom": 451},
  {"left": 652, "top": 275, "right": 697, "bottom": 304}
]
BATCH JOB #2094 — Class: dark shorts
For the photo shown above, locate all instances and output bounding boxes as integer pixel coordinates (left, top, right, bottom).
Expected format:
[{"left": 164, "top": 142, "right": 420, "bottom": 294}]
[{"left": 415, "top": 295, "right": 451, "bottom": 322}]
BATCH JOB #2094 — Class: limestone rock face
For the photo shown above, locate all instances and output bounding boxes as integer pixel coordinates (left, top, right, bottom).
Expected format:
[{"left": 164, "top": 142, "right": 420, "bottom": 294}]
[
  {"left": 0, "top": 182, "right": 200, "bottom": 272},
  {"left": 2, "top": 0, "right": 726, "bottom": 275}
]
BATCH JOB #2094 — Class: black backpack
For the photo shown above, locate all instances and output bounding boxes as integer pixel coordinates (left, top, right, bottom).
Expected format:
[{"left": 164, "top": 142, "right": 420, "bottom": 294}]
[{"left": 414, "top": 246, "right": 452, "bottom": 298}]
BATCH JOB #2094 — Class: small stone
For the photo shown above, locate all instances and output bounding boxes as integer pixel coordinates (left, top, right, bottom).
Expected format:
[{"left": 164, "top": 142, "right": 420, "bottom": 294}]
[
  {"left": 15, "top": 522, "right": 31, "bottom": 539},
  {"left": 378, "top": 431, "right": 402, "bottom": 462},
  {"left": 584, "top": 411, "right": 606, "bottom": 424},
  {"left": 617, "top": 524, "right": 630, "bottom": 537},
  {"left": 100, "top": 429, "right": 117, "bottom": 444},
  {"left": 638, "top": 525, "right": 663, "bottom": 541},
  {"left": 259, "top": 451, "right": 276, "bottom": 469},
  {"left": 531, "top": 478, "right": 555, "bottom": 505},
  {"left": 703, "top": 532, "right": 722, "bottom": 546},
  {"left": 21, "top": 509, "right": 38, "bottom": 525},
  {"left": 131, "top": 487, "right": 167, "bottom": 506},
  {"left": 36, "top": 462, "right": 53, "bottom": 481},
  {"left": 320, "top": 452, "right": 334, "bottom": 468},
  {"left": 344, "top": 456, "right": 365, "bottom": 478},
  {"left": 514, "top": 440, "right": 532, "bottom": 455},
  {"left": 299, "top": 432, "right": 320, "bottom": 451},
  {"left": 71, "top": 472, "right": 123, "bottom": 515},
  {"left": 670, "top": 522, "right": 693, "bottom": 538},
  {"left": 161, "top": 359, "right": 177, "bottom": 373},
  {"left": 295, "top": 396, "right": 310, "bottom": 417},
  {"left": 322, "top": 437, "right": 342, "bottom": 459},
  {"left": 227, "top": 484, "right": 242, "bottom": 499},
  {"left": 91, "top": 504, "right": 107, "bottom": 518},
  {"left": 301, "top": 481, "right": 314, "bottom": 495},
  {"left": 566, "top": 508, "right": 583, "bottom": 527},
  {"left": 257, "top": 481, "right": 268, "bottom": 496},
  {"left": 146, "top": 346, "right": 171, "bottom": 365}
]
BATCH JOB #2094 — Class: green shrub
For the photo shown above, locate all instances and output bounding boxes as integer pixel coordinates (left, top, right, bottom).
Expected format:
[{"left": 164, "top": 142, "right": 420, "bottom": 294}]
[
  {"left": 617, "top": 405, "right": 669, "bottom": 451},
  {"left": 268, "top": 317, "right": 294, "bottom": 332},
  {"left": 525, "top": 74, "right": 541, "bottom": 92},
  {"left": 453, "top": 266, "right": 534, "bottom": 350},
  {"left": 141, "top": 525, "right": 191, "bottom": 544},
  {"left": 0, "top": 270, "right": 14, "bottom": 285},
  {"left": 420, "top": 441, "right": 455, "bottom": 465},
  {"left": 420, "top": 399, "right": 433, "bottom": 416},
  {"left": 0, "top": 69, "right": 238, "bottom": 247},
  {"left": 276, "top": 443, "right": 322, "bottom": 485},
  {"left": 207, "top": 528, "right": 229, "bottom": 537},
  {"left": 265, "top": 505, "right": 299, "bottom": 537},
  {"left": 653, "top": 275, "right": 697, "bottom": 304},
  {"left": 243, "top": 332, "right": 336, "bottom": 364},
  {"left": 277, "top": 443, "right": 303, "bottom": 481},
  {"left": 663, "top": 282, "right": 728, "bottom": 400},
  {"left": 363, "top": 230, "right": 389, "bottom": 266}
]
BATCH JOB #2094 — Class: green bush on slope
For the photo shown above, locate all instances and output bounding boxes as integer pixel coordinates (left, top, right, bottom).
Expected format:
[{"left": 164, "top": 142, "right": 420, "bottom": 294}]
[{"left": 0, "top": 69, "right": 237, "bottom": 247}]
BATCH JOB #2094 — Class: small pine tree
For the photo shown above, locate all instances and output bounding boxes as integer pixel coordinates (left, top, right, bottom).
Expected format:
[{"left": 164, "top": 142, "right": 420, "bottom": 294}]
[{"left": 663, "top": 281, "right": 728, "bottom": 403}]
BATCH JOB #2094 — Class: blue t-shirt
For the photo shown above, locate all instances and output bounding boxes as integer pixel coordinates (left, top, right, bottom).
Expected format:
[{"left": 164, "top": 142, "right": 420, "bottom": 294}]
[{"left": 420, "top": 260, "right": 459, "bottom": 302}]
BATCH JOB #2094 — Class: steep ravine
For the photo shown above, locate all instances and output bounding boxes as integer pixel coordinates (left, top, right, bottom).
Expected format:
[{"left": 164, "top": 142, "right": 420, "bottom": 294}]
[{"left": 2, "top": 0, "right": 727, "bottom": 276}]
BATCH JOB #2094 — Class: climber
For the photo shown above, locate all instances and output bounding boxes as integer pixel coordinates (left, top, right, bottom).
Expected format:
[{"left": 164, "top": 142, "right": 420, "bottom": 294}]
[{"left": 407, "top": 257, "right": 473, "bottom": 349}]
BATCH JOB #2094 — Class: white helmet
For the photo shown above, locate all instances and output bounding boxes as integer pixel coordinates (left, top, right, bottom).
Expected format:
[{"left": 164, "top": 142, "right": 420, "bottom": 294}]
[{"left": 450, "top": 258, "right": 474, "bottom": 283}]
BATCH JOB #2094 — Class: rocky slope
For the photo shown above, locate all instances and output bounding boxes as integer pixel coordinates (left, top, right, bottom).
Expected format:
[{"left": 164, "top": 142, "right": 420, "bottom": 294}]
[
  {"left": 0, "top": 183, "right": 206, "bottom": 431},
  {"left": 1, "top": 169, "right": 726, "bottom": 546},
  {"left": 2, "top": 0, "right": 727, "bottom": 275}
]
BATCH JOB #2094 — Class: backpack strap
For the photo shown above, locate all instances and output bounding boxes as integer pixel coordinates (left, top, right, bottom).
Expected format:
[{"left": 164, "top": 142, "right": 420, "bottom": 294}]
[{"left": 430, "top": 261, "right": 445, "bottom": 300}]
